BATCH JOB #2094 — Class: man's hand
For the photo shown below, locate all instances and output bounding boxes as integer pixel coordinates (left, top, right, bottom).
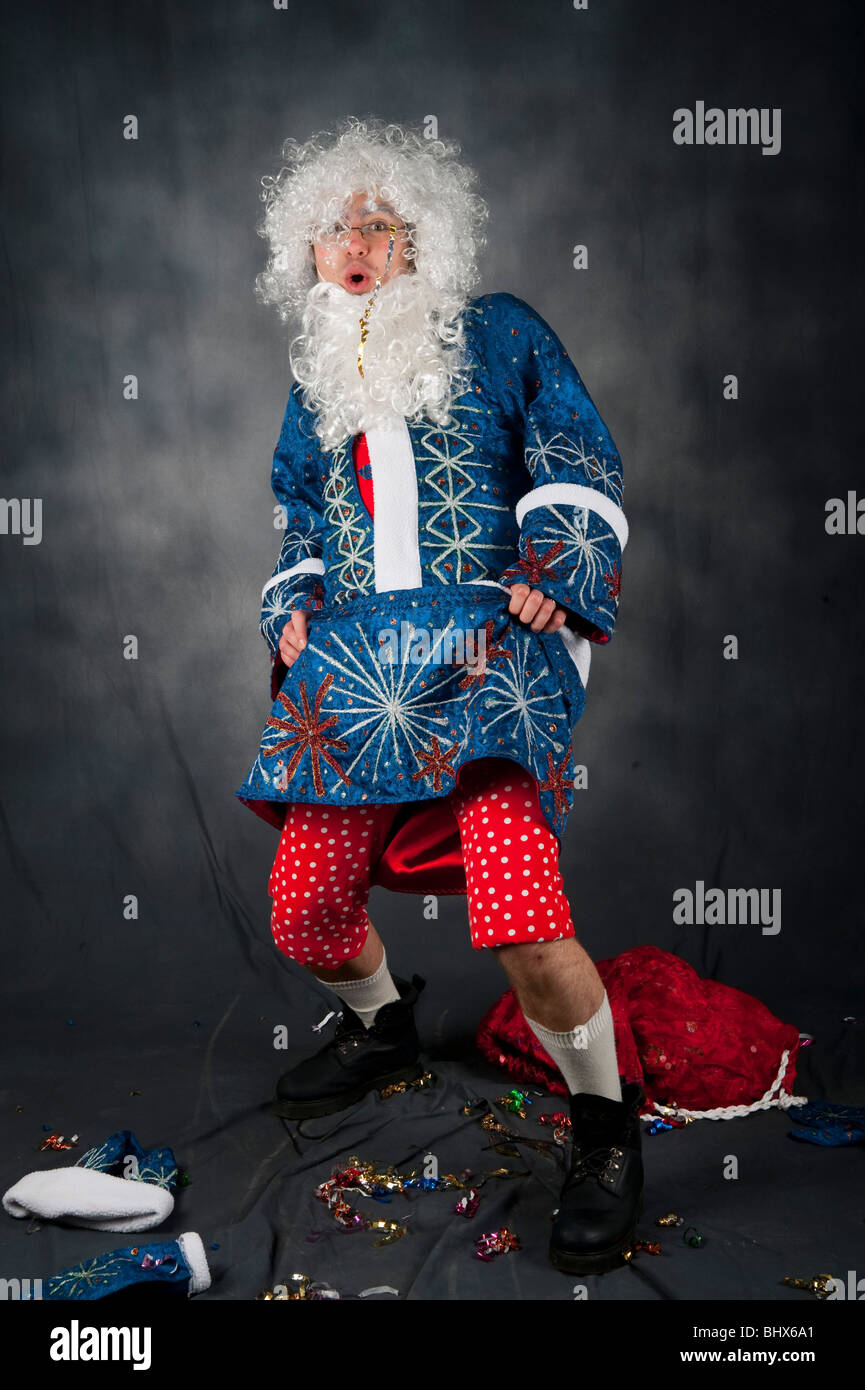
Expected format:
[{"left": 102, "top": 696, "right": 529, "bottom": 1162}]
[
  {"left": 278, "top": 590, "right": 565, "bottom": 667},
  {"left": 278, "top": 611, "right": 310, "bottom": 668},
  {"left": 505, "top": 583, "right": 568, "bottom": 633}
]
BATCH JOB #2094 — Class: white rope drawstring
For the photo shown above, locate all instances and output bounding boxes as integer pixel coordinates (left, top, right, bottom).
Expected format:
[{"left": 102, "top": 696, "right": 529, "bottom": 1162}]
[{"left": 639, "top": 1048, "right": 808, "bottom": 1122}]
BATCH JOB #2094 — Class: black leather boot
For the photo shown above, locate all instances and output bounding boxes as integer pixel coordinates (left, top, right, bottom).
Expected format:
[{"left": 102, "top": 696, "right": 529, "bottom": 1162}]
[
  {"left": 548, "top": 1078, "right": 646, "bottom": 1275},
  {"left": 272, "top": 974, "right": 426, "bottom": 1120}
]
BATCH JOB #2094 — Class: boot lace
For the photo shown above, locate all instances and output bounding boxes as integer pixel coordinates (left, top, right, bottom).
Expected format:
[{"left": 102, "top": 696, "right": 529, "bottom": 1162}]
[
  {"left": 310, "top": 1007, "right": 367, "bottom": 1054},
  {"left": 564, "top": 1142, "right": 624, "bottom": 1188},
  {"left": 332, "top": 1011, "right": 368, "bottom": 1054}
]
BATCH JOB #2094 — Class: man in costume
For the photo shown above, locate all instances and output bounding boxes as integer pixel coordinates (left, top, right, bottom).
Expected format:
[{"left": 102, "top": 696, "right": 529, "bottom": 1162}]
[{"left": 236, "top": 117, "right": 642, "bottom": 1274}]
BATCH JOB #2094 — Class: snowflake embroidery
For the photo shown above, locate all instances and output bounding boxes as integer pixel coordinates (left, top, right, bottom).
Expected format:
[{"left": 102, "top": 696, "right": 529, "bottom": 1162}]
[
  {"left": 306, "top": 622, "right": 468, "bottom": 793},
  {"left": 525, "top": 425, "right": 589, "bottom": 481},
  {"left": 134, "top": 1162, "right": 178, "bottom": 1191},
  {"left": 263, "top": 579, "right": 324, "bottom": 643},
  {"left": 263, "top": 672, "right": 351, "bottom": 795},
  {"left": 530, "top": 505, "right": 619, "bottom": 624},
  {"left": 538, "top": 748, "right": 576, "bottom": 827},
  {"left": 603, "top": 560, "right": 622, "bottom": 600},
  {"left": 458, "top": 619, "right": 514, "bottom": 689},
  {"left": 479, "top": 638, "right": 570, "bottom": 759},
  {"left": 411, "top": 734, "right": 461, "bottom": 790},
  {"left": 501, "top": 538, "right": 566, "bottom": 588},
  {"left": 584, "top": 450, "right": 624, "bottom": 506},
  {"left": 275, "top": 514, "right": 320, "bottom": 566},
  {"left": 75, "top": 1140, "right": 117, "bottom": 1172},
  {"left": 525, "top": 424, "right": 623, "bottom": 506},
  {"left": 46, "top": 1252, "right": 143, "bottom": 1299}
]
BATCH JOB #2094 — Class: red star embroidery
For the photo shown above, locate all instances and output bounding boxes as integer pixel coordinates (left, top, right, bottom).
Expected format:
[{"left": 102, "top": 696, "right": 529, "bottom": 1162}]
[
  {"left": 538, "top": 748, "right": 575, "bottom": 825},
  {"left": 458, "top": 619, "right": 514, "bottom": 689},
  {"left": 263, "top": 672, "right": 351, "bottom": 796},
  {"left": 603, "top": 561, "right": 621, "bottom": 600},
  {"left": 502, "top": 538, "right": 566, "bottom": 587},
  {"left": 411, "top": 735, "right": 460, "bottom": 791}
]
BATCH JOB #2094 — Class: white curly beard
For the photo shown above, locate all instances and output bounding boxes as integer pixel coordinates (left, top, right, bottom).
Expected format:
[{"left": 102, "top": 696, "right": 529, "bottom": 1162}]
[{"left": 289, "top": 270, "right": 472, "bottom": 452}]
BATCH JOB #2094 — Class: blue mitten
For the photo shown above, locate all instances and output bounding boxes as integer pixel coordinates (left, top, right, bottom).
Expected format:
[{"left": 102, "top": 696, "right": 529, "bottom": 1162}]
[
  {"left": 3, "top": 1131, "right": 179, "bottom": 1232},
  {"left": 75, "top": 1131, "right": 178, "bottom": 1190},
  {"left": 787, "top": 1099, "right": 865, "bottom": 1146},
  {"left": 26, "top": 1231, "right": 211, "bottom": 1300}
]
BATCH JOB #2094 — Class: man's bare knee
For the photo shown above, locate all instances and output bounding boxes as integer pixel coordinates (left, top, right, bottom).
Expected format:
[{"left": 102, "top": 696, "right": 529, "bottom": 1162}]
[{"left": 495, "top": 938, "right": 570, "bottom": 978}]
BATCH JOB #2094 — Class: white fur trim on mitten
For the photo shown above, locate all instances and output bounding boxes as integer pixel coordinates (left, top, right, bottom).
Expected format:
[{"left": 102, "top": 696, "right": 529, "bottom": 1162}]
[
  {"left": 177, "top": 1231, "right": 212, "bottom": 1295},
  {"left": 2, "top": 1165, "right": 175, "bottom": 1233}
]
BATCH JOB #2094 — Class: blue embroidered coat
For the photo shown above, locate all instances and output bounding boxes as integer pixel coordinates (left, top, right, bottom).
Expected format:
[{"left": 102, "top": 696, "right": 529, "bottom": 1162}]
[{"left": 236, "top": 292, "right": 628, "bottom": 895}]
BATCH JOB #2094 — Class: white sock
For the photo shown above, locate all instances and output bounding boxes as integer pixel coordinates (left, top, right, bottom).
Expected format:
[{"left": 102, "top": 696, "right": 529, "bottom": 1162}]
[
  {"left": 316, "top": 948, "right": 401, "bottom": 1029},
  {"left": 524, "top": 991, "right": 622, "bottom": 1102}
]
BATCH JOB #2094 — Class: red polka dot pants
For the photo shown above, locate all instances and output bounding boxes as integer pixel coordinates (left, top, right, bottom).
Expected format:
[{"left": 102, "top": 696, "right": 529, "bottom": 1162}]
[{"left": 268, "top": 758, "right": 575, "bottom": 968}]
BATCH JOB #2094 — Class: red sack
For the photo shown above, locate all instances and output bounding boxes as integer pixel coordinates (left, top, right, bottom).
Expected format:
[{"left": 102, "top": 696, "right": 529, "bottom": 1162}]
[{"left": 476, "top": 945, "right": 804, "bottom": 1118}]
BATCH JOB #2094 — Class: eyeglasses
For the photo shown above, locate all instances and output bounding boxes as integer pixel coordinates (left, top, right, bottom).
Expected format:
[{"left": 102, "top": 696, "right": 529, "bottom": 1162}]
[{"left": 313, "top": 218, "right": 407, "bottom": 248}]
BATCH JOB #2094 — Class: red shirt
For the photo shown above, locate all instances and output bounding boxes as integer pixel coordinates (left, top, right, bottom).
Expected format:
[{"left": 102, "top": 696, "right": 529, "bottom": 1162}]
[{"left": 352, "top": 432, "right": 374, "bottom": 518}]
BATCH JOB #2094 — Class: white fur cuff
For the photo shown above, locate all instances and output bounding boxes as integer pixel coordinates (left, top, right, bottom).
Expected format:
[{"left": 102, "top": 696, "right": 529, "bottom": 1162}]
[
  {"left": 177, "top": 1231, "right": 212, "bottom": 1295},
  {"left": 2, "top": 1166, "right": 175, "bottom": 1233}
]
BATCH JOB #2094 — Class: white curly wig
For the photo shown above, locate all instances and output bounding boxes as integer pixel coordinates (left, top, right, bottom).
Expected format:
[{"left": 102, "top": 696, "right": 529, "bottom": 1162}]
[
  {"left": 253, "top": 116, "right": 490, "bottom": 448},
  {"left": 255, "top": 115, "right": 489, "bottom": 320}
]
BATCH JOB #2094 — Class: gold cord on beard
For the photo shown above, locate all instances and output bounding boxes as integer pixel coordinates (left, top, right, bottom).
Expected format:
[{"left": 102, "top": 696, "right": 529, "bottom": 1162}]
[{"left": 357, "top": 226, "right": 397, "bottom": 378}]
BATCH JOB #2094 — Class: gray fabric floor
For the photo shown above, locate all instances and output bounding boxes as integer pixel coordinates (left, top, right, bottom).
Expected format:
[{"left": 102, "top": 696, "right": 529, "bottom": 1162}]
[{"left": 2, "top": 973, "right": 862, "bottom": 1305}]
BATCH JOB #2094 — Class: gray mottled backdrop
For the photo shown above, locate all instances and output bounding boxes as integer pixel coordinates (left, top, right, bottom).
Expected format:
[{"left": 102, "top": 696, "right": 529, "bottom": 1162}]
[{"left": 1, "top": 0, "right": 862, "bottom": 1309}]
